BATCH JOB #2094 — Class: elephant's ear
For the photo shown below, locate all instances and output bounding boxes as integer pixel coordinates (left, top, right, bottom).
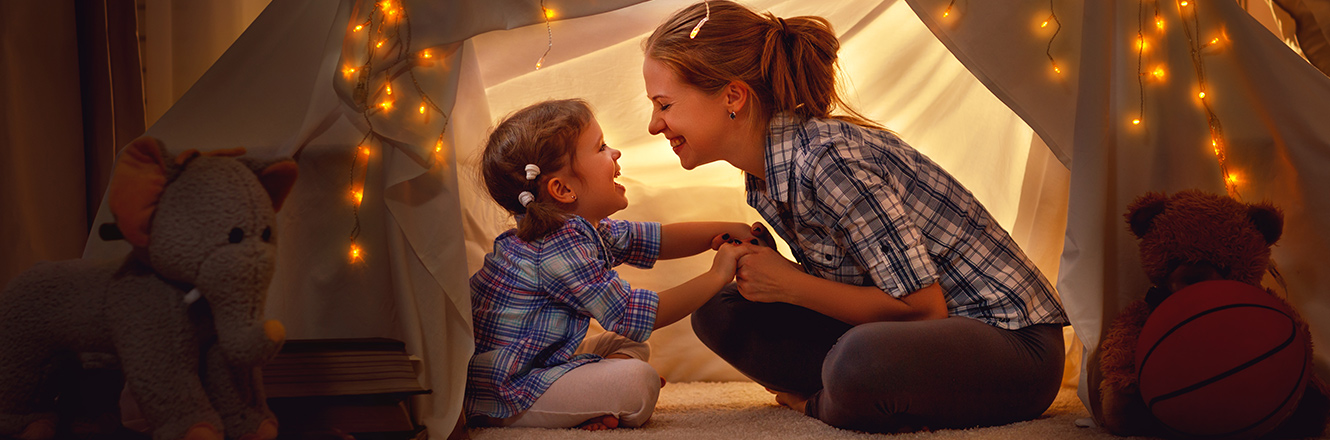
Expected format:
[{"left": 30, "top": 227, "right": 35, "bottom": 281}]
[
  {"left": 109, "top": 137, "right": 170, "bottom": 248},
  {"left": 259, "top": 161, "right": 298, "bottom": 212}
]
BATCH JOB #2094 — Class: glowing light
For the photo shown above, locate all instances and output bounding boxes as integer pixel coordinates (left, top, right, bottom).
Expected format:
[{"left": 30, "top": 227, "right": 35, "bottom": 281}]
[
  {"left": 1151, "top": 66, "right": 1166, "bottom": 79},
  {"left": 380, "top": 0, "right": 392, "bottom": 10},
  {"left": 385, "top": 84, "right": 392, "bottom": 95},
  {"left": 535, "top": 59, "right": 544, "bottom": 70},
  {"left": 376, "top": 40, "right": 385, "bottom": 48},
  {"left": 379, "top": 101, "right": 392, "bottom": 111},
  {"left": 419, "top": 104, "right": 426, "bottom": 114},
  {"left": 1156, "top": 17, "right": 1164, "bottom": 30},
  {"left": 1132, "top": 118, "right": 1141, "bottom": 125},
  {"left": 1042, "top": 20, "right": 1049, "bottom": 28},
  {"left": 421, "top": 50, "right": 432, "bottom": 59},
  {"left": 1198, "top": 91, "right": 1206, "bottom": 99},
  {"left": 1180, "top": 0, "right": 1189, "bottom": 6},
  {"left": 1210, "top": 37, "right": 1219, "bottom": 45},
  {"left": 943, "top": 8, "right": 950, "bottom": 18},
  {"left": 354, "top": 25, "right": 364, "bottom": 32},
  {"left": 353, "top": 190, "right": 364, "bottom": 204},
  {"left": 349, "top": 244, "right": 362, "bottom": 261},
  {"left": 689, "top": 0, "right": 711, "bottom": 39},
  {"left": 544, "top": 8, "right": 555, "bottom": 19},
  {"left": 1227, "top": 173, "right": 1239, "bottom": 184},
  {"left": 436, "top": 139, "right": 443, "bottom": 153},
  {"left": 1052, "top": 63, "right": 1061, "bottom": 74},
  {"left": 360, "top": 146, "right": 371, "bottom": 157},
  {"left": 1135, "top": 37, "right": 1146, "bottom": 50},
  {"left": 342, "top": 67, "right": 357, "bottom": 78}
]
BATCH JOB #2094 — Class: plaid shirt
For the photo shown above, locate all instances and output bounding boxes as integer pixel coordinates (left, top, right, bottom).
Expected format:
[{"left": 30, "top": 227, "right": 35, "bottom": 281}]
[
  {"left": 465, "top": 216, "right": 661, "bottom": 418},
  {"left": 746, "top": 113, "right": 1067, "bottom": 329}
]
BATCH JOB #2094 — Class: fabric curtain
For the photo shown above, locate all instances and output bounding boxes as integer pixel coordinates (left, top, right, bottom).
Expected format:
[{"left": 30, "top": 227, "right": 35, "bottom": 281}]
[
  {"left": 1, "top": 0, "right": 144, "bottom": 288},
  {"left": 905, "top": 0, "right": 1330, "bottom": 414}
]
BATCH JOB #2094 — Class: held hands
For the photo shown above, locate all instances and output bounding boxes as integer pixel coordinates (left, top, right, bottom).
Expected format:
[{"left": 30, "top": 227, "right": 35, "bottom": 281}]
[
  {"left": 709, "top": 241, "right": 757, "bottom": 281},
  {"left": 734, "top": 246, "right": 804, "bottom": 304},
  {"left": 709, "top": 222, "right": 779, "bottom": 251}
]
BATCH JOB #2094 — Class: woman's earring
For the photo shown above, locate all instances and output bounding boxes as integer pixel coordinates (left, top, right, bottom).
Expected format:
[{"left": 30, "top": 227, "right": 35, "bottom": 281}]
[{"left": 729, "top": 111, "right": 736, "bottom": 120}]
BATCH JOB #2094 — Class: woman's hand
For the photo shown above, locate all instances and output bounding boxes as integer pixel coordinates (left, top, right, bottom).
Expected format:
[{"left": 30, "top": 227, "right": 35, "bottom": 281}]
[
  {"left": 709, "top": 222, "right": 778, "bottom": 251},
  {"left": 709, "top": 242, "right": 757, "bottom": 281},
  {"left": 734, "top": 245, "right": 805, "bottom": 304}
]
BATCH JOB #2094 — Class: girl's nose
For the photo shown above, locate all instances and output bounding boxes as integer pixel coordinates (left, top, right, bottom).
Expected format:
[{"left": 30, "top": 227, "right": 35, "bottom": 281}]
[{"left": 610, "top": 147, "right": 621, "bottom": 160}]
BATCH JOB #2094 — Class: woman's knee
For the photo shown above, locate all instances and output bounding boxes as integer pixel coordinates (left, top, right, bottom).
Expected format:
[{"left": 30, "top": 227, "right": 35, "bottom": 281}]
[{"left": 689, "top": 284, "right": 742, "bottom": 348}]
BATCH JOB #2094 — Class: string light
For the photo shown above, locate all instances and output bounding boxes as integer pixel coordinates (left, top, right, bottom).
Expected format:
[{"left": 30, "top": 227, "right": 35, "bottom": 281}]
[
  {"left": 536, "top": 0, "right": 553, "bottom": 69},
  {"left": 691, "top": 0, "right": 711, "bottom": 38},
  {"left": 1043, "top": 0, "right": 1063, "bottom": 75},
  {"left": 338, "top": 0, "right": 453, "bottom": 263}
]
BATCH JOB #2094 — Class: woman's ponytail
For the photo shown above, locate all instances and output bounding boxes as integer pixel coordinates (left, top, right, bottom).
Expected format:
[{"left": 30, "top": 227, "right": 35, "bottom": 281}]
[{"left": 645, "top": 1, "right": 880, "bottom": 128}]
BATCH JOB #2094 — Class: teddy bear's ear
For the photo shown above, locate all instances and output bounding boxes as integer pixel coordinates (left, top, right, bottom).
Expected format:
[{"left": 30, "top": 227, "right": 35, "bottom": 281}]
[
  {"left": 1247, "top": 202, "right": 1284, "bottom": 245},
  {"left": 1125, "top": 192, "right": 1169, "bottom": 239},
  {"left": 108, "top": 137, "right": 170, "bottom": 248},
  {"left": 258, "top": 161, "right": 299, "bottom": 212}
]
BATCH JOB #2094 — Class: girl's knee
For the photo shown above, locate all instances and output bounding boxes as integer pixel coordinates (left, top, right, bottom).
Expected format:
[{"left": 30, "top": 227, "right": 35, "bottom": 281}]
[{"left": 605, "top": 360, "right": 659, "bottom": 427}]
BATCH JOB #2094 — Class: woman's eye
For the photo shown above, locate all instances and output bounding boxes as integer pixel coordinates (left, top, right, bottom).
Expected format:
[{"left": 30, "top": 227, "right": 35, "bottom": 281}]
[{"left": 660, "top": 103, "right": 672, "bottom": 111}]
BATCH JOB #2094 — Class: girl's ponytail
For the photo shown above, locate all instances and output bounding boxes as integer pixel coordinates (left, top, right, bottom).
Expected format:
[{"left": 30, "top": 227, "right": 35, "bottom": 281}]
[{"left": 479, "top": 99, "right": 594, "bottom": 242}]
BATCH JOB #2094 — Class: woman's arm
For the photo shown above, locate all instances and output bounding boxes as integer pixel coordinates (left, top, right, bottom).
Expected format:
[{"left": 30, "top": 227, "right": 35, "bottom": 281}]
[
  {"left": 735, "top": 246, "right": 947, "bottom": 325},
  {"left": 658, "top": 222, "right": 765, "bottom": 260}
]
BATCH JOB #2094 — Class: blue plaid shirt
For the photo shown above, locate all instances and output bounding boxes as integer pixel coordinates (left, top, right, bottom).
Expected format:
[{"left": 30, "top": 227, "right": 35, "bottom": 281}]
[
  {"left": 465, "top": 216, "right": 661, "bottom": 418},
  {"left": 747, "top": 113, "right": 1067, "bottom": 329}
]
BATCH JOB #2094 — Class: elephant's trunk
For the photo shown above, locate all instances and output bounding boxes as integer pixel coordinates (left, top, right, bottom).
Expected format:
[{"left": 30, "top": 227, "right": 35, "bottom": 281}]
[{"left": 193, "top": 245, "right": 284, "bottom": 367}]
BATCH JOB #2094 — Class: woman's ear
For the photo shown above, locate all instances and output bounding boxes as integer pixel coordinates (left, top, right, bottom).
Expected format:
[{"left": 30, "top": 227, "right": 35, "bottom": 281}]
[
  {"left": 546, "top": 176, "right": 578, "bottom": 204},
  {"left": 723, "top": 80, "right": 750, "bottom": 115}
]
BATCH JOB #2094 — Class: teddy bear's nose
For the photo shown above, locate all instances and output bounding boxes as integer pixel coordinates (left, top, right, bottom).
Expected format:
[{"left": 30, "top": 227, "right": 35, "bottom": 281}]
[{"left": 1167, "top": 261, "right": 1225, "bottom": 293}]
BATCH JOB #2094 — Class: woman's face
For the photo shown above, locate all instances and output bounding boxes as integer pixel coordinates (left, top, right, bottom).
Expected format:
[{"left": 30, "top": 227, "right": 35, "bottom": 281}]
[{"left": 643, "top": 57, "right": 732, "bottom": 170}]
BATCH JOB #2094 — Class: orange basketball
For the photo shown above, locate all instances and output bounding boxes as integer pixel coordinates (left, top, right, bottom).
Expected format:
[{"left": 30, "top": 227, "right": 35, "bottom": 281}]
[{"left": 1135, "top": 280, "right": 1310, "bottom": 439}]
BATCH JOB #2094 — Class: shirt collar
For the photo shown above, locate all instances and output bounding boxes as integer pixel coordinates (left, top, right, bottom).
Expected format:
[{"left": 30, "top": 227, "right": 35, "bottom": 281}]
[{"left": 747, "top": 112, "right": 805, "bottom": 204}]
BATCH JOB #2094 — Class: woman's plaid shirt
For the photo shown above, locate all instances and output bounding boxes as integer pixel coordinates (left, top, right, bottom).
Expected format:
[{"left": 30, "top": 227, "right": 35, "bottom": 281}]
[
  {"left": 465, "top": 216, "right": 661, "bottom": 418},
  {"left": 745, "top": 113, "right": 1067, "bottom": 330}
]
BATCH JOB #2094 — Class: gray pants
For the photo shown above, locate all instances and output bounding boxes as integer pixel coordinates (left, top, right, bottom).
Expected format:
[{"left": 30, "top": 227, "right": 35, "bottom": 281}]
[{"left": 692, "top": 285, "right": 1064, "bottom": 433}]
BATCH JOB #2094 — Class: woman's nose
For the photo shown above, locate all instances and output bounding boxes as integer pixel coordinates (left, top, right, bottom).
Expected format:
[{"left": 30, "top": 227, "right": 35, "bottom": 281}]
[{"left": 647, "top": 114, "right": 664, "bottom": 135}]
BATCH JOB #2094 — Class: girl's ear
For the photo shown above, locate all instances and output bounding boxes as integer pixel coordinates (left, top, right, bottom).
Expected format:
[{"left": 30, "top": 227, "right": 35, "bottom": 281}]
[{"left": 546, "top": 176, "right": 578, "bottom": 204}]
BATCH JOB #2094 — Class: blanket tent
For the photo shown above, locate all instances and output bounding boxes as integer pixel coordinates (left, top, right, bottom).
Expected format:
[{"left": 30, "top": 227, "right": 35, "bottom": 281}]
[{"left": 68, "top": 0, "right": 1330, "bottom": 437}]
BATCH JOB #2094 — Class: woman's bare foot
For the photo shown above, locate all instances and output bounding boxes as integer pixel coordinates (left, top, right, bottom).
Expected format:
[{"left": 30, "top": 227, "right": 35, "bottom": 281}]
[
  {"left": 764, "top": 387, "right": 808, "bottom": 414},
  {"left": 576, "top": 415, "right": 620, "bottom": 431}
]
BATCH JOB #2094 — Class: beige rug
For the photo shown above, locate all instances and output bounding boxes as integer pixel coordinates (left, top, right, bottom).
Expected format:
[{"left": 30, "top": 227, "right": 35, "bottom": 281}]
[{"left": 467, "top": 382, "right": 1158, "bottom": 439}]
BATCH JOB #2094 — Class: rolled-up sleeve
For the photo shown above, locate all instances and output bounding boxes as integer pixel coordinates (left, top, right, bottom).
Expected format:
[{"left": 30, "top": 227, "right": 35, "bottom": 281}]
[
  {"left": 819, "top": 153, "right": 938, "bottom": 298},
  {"left": 598, "top": 219, "right": 661, "bottom": 269}
]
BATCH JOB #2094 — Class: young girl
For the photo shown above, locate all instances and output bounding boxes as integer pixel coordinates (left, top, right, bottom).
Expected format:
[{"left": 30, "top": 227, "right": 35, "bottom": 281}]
[{"left": 465, "top": 99, "right": 762, "bottom": 430}]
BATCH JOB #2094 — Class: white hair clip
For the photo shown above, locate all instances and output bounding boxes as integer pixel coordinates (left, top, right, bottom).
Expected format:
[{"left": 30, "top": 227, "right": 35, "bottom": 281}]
[
  {"left": 524, "top": 164, "right": 541, "bottom": 180},
  {"left": 518, "top": 191, "right": 536, "bottom": 207}
]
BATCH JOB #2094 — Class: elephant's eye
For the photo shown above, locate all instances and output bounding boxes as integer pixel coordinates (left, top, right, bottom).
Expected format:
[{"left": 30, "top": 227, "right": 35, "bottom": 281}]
[
  {"left": 261, "top": 227, "right": 272, "bottom": 242},
  {"left": 228, "top": 227, "right": 244, "bottom": 244}
]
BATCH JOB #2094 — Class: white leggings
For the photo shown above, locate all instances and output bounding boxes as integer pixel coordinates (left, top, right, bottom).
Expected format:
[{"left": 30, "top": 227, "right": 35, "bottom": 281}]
[{"left": 498, "top": 332, "right": 661, "bottom": 428}]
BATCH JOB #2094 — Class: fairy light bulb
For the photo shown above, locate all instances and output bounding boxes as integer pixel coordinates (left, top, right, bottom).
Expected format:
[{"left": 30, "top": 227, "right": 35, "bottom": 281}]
[
  {"left": 419, "top": 104, "right": 426, "bottom": 114},
  {"left": 376, "top": 40, "right": 385, "bottom": 48},
  {"left": 1227, "top": 173, "right": 1239, "bottom": 184},
  {"left": 544, "top": 8, "right": 555, "bottom": 19},
  {"left": 1156, "top": 16, "right": 1164, "bottom": 30},
  {"left": 385, "top": 84, "right": 392, "bottom": 95},
  {"left": 379, "top": 101, "right": 392, "bottom": 111},
  {"left": 421, "top": 50, "right": 431, "bottom": 59},
  {"left": 943, "top": 7, "right": 951, "bottom": 17},
  {"left": 1132, "top": 118, "right": 1141, "bottom": 125},
  {"left": 349, "top": 244, "right": 362, "bottom": 261},
  {"left": 354, "top": 24, "right": 364, "bottom": 32},
  {"left": 1198, "top": 91, "right": 1206, "bottom": 99},
  {"left": 1052, "top": 62, "right": 1061, "bottom": 74},
  {"left": 353, "top": 189, "right": 364, "bottom": 204},
  {"left": 1152, "top": 66, "right": 1166, "bottom": 79},
  {"left": 1180, "top": 0, "right": 1189, "bottom": 6},
  {"left": 436, "top": 139, "right": 443, "bottom": 153},
  {"left": 361, "top": 146, "right": 371, "bottom": 157},
  {"left": 690, "top": 0, "right": 711, "bottom": 39}
]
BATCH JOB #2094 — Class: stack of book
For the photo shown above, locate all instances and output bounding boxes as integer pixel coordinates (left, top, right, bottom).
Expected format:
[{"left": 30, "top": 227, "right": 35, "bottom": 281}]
[{"left": 263, "top": 338, "right": 430, "bottom": 439}]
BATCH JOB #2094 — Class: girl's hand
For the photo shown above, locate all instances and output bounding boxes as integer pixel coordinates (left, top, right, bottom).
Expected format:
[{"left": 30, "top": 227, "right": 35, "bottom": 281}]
[
  {"left": 709, "top": 222, "right": 778, "bottom": 251},
  {"left": 709, "top": 242, "right": 757, "bottom": 281},
  {"left": 734, "top": 246, "right": 804, "bottom": 304}
]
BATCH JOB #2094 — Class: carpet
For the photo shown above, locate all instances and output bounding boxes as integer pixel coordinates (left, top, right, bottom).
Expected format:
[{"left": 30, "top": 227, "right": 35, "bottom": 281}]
[{"left": 467, "top": 382, "right": 1152, "bottom": 439}]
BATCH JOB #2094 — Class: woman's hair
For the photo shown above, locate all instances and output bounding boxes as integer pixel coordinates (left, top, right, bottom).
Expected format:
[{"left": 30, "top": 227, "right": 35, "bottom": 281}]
[
  {"left": 644, "top": 1, "right": 880, "bottom": 128},
  {"left": 480, "top": 99, "right": 593, "bottom": 242}
]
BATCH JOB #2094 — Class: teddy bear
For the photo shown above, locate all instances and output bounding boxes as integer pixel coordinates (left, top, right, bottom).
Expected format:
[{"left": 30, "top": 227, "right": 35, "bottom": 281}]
[
  {"left": 1094, "top": 189, "right": 1328, "bottom": 438},
  {"left": 0, "top": 137, "right": 298, "bottom": 440}
]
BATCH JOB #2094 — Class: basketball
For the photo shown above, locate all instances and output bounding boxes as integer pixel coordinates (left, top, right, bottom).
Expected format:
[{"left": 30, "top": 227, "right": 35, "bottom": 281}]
[{"left": 1135, "top": 280, "right": 1310, "bottom": 439}]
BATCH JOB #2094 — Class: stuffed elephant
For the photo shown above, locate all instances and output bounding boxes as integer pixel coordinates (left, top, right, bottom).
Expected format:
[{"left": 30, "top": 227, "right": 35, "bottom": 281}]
[{"left": 0, "top": 137, "right": 298, "bottom": 440}]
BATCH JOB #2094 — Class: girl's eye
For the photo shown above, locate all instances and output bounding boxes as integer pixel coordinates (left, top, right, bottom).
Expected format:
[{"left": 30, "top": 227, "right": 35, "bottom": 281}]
[{"left": 600, "top": 143, "right": 609, "bottom": 151}]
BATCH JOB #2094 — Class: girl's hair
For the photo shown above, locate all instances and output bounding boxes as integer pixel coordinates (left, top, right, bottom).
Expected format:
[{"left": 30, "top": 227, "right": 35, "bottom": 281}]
[
  {"left": 480, "top": 99, "right": 593, "bottom": 242},
  {"left": 644, "top": 1, "right": 881, "bottom": 129}
]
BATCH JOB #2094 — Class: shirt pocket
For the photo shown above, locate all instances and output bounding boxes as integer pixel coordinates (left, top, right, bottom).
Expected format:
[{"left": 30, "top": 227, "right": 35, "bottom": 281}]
[{"left": 797, "top": 234, "right": 845, "bottom": 274}]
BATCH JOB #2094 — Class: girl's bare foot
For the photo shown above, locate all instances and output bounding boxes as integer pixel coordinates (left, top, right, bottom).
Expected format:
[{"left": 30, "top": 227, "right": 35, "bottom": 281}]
[{"left": 576, "top": 415, "right": 620, "bottom": 431}]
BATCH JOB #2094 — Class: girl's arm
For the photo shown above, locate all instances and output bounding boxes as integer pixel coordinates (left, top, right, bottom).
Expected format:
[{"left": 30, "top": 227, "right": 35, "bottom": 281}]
[
  {"left": 652, "top": 242, "right": 753, "bottom": 329},
  {"left": 659, "top": 222, "right": 767, "bottom": 260},
  {"left": 734, "top": 246, "right": 947, "bottom": 325}
]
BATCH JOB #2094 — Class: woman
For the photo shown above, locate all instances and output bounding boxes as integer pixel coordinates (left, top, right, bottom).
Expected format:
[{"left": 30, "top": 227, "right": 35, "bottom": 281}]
[{"left": 641, "top": 1, "right": 1069, "bottom": 433}]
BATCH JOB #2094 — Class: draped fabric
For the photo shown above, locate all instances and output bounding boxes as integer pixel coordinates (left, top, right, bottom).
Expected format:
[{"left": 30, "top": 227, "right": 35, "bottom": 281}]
[
  {"left": 905, "top": 0, "right": 1330, "bottom": 413},
  {"left": 78, "top": 0, "right": 1330, "bottom": 437}
]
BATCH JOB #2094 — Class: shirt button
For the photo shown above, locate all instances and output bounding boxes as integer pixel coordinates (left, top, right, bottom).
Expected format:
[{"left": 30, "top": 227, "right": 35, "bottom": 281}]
[{"left": 825, "top": 253, "right": 835, "bottom": 261}]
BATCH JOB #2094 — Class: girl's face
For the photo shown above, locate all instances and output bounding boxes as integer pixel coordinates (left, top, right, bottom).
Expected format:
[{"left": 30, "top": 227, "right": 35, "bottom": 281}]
[
  {"left": 644, "top": 57, "right": 732, "bottom": 170},
  {"left": 561, "top": 117, "right": 628, "bottom": 222}
]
